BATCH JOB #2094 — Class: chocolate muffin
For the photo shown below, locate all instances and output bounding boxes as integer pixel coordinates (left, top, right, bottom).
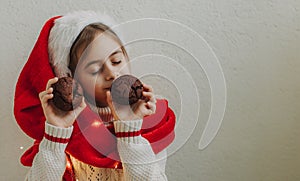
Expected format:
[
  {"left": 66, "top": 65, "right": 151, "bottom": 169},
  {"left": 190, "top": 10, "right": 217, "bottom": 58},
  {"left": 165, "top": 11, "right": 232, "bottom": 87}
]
[
  {"left": 51, "top": 77, "right": 83, "bottom": 111},
  {"left": 110, "top": 75, "right": 144, "bottom": 105}
]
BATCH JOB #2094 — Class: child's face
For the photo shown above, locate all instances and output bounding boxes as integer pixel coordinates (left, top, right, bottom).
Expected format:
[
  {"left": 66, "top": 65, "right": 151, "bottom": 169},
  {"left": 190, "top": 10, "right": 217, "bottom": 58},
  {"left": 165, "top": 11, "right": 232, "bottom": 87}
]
[{"left": 75, "top": 32, "right": 130, "bottom": 107}]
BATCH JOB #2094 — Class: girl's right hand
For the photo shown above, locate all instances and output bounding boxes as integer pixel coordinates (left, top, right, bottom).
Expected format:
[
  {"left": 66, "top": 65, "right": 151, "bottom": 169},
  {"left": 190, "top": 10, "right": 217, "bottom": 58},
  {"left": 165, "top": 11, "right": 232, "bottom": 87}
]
[{"left": 39, "top": 77, "right": 86, "bottom": 128}]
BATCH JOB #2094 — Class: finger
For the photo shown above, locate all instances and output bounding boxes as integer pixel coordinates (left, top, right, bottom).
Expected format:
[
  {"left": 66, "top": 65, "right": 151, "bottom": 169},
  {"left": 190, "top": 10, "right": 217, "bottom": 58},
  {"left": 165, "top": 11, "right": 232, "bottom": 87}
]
[
  {"left": 142, "top": 84, "right": 153, "bottom": 92},
  {"left": 73, "top": 97, "right": 87, "bottom": 116},
  {"left": 146, "top": 101, "right": 156, "bottom": 113},
  {"left": 39, "top": 90, "right": 46, "bottom": 100},
  {"left": 38, "top": 89, "right": 50, "bottom": 98},
  {"left": 78, "top": 97, "right": 86, "bottom": 109},
  {"left": 142, "top": 106, "right": 154, "bottom": 116},
  {"left": 47, "top": 87, "right": 53, "bottom": 93},
  {"left": 134, "top": 99, "right": 155, "bottom": 116},
  {"left": 45, "top": 87, "right": 53, "bottom": 97},
  {"left": 39, "top": 86, "right": 54, "bottom": 100},
  {"left": 142, "top": 91, "right": 156, "bottom": 103},
  {"left": 41, "top": 93, "right": 53, "bottom": 104},
  {"left": 106, "top": 91, "right": 113, "bottom": 109},
  {"left": 46, "top": 77, "right": 58, "bottom": 90},
  {"left": 106, "top": 91, "right": 119, "bottom": 120}
]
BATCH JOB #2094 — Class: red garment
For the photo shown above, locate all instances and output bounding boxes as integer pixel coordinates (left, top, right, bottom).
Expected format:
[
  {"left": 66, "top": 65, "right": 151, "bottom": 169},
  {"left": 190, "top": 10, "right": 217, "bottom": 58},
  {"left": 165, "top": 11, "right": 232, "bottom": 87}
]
[{"left": 13, "top": 15, "right": 175, "bottom": 175}]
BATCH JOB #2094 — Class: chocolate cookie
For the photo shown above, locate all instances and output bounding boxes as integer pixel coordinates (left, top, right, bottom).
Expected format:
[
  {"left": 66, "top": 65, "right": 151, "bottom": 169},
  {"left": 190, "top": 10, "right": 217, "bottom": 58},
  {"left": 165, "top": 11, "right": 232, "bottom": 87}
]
[
  {"left": 51, "top": 77, "right": 83, "bottom": 111},
  {"left": 110, "top": 75, "right": 144, "bottom": 105}
]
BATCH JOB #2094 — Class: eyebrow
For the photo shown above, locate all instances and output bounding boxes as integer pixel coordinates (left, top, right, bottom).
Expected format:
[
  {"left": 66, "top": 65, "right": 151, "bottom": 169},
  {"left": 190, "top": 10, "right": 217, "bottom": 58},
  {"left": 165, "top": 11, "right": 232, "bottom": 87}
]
[{"left": 84, "top": 50, "right": 123, "bottom": 69}]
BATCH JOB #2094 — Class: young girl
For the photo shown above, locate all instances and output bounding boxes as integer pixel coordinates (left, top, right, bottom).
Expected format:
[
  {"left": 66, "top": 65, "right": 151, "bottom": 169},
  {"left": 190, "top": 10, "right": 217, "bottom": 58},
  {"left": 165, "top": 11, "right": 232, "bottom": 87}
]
[{"left": 14, "top": 11, "right": 175, "bottom": 180}]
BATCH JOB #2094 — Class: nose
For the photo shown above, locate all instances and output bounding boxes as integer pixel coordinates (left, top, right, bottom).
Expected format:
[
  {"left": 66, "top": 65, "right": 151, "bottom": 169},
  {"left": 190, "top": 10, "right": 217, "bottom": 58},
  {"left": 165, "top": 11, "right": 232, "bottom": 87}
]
[{"left": 103, "top": 63, "right": 119, "bottom": 81}]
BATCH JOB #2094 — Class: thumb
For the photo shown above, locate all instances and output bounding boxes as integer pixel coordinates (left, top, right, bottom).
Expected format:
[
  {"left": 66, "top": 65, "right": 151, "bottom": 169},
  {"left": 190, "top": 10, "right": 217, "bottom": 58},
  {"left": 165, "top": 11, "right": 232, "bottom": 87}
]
[
  {"left": 73, "top": 97, "right": 86, "bottom": 117},
  {"left": 106, "top": 91, "right": 119, "bottom": 120}
]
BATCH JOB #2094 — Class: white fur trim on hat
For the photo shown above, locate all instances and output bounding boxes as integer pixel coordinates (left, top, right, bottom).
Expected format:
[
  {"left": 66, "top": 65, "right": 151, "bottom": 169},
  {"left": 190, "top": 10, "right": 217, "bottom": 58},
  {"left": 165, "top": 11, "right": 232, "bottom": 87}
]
[{"left": 48, "top": 10, "right": 123, "bottom": 77}]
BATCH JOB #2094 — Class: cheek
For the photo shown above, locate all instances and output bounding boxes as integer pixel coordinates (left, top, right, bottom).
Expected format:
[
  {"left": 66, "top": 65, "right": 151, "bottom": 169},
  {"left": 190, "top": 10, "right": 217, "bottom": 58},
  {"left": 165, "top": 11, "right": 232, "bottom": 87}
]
[
  {"left": 93, "top": 76, "right": 107, "bottom": 94},
  {"left": 76, "top": 73, "right": 97, "bottom": 95},
  {"left": 80, "top": 78, "right": 106, "bottom": 102},
  {"left": 94, "top": 83, "right": 104, "bottom": 94},
  {"left": 80, "top": 80, "right": 95, "bottom": 97}
]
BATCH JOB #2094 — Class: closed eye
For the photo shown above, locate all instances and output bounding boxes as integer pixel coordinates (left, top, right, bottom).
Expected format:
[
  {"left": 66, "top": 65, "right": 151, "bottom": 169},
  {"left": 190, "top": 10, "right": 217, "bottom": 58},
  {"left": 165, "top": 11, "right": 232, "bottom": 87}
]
[
  {"left": 91, "top": 66, "right": 104, "bottom": 75},
  {"left": 112, "top": 60, "right": 122, "bottom": 65},
  {"left": 91, "top": 71, "right": 99, "bottom": 75}
]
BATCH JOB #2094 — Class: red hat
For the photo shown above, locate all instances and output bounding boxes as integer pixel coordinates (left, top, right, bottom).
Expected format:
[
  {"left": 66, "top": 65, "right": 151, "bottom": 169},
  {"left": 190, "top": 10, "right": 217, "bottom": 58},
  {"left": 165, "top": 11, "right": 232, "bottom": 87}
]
[{"left": 14, "top": 11, "right": 175, "bottom": 170}]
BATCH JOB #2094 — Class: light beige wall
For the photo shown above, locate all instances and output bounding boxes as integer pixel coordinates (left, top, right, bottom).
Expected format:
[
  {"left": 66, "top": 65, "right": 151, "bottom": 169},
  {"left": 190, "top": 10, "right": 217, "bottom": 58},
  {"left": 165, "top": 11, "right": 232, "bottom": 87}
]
[{"left": 1, "top": 0, "right": 299, "bottom": 180}]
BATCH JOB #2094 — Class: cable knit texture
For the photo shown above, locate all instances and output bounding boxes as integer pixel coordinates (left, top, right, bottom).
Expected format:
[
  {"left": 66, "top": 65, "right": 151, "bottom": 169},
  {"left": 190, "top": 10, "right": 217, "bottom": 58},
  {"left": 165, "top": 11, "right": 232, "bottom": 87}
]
[
  {"left": 25, "top": 107, "right": 168, "bottom": 181},
  {"left": 25, "top": 122, "right": 73, "bottom": 180}
]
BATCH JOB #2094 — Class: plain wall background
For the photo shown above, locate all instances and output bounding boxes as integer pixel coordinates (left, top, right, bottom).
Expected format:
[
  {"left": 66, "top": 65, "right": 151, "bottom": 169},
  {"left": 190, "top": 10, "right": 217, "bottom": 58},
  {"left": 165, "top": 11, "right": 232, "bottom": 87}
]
[{"left": 1, "top": 0, "right": 300, "bottom": 180}]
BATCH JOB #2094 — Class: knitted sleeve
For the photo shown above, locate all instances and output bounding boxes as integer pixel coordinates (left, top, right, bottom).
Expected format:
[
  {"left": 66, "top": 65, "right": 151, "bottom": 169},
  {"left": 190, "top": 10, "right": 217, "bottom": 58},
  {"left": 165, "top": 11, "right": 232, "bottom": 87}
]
[
  {"left": 25, "top": 122, "right": 73, "bottom": 181},
  {"left": 114, "top": 119, "right": 168, "bottom": 181}
]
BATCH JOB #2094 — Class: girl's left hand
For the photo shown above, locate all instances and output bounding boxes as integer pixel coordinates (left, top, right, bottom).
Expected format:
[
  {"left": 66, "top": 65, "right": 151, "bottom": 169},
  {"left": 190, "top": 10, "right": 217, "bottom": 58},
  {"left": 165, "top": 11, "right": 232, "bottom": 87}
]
[{"left": 106, "top": 84, "right": 157, "bottom": 121}]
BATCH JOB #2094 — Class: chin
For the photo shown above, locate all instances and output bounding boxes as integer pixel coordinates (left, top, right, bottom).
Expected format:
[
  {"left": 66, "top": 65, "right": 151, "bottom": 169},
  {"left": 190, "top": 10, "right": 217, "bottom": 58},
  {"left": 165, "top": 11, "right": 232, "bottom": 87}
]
[
  {"left": 84, "top": 94, "right": 107, "bottom": 107},
  {"left": 96, "top": 101, "right": 108, "bottom": 108}
]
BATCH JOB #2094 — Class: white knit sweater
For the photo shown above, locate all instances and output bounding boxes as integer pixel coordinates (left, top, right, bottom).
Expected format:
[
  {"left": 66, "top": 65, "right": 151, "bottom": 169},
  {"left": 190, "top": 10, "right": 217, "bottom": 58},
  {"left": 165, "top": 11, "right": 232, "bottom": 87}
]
[{"left": 25, "top": 107, "right": 168, "bottom": 181}]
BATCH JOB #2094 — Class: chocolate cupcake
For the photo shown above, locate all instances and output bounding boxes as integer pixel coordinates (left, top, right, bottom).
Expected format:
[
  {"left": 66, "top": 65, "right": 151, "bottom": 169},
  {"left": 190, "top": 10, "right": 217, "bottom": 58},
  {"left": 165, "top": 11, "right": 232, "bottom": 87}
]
[
  {"left": 51, "top": 77, "right": 83, "bottom": 111},
  {"left": 110, "top": 75, "right": 144, "bottom": 105}
]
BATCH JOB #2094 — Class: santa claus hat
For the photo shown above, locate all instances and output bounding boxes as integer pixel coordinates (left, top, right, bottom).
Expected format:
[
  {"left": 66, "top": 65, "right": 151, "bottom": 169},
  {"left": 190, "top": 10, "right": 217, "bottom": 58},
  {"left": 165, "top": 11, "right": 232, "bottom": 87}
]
[
  {"left": 48, "top": 10, "right": 124, "bottom": 77},
  {"left": 13, "top": 10, "right": 123, "bottom": 142}
]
